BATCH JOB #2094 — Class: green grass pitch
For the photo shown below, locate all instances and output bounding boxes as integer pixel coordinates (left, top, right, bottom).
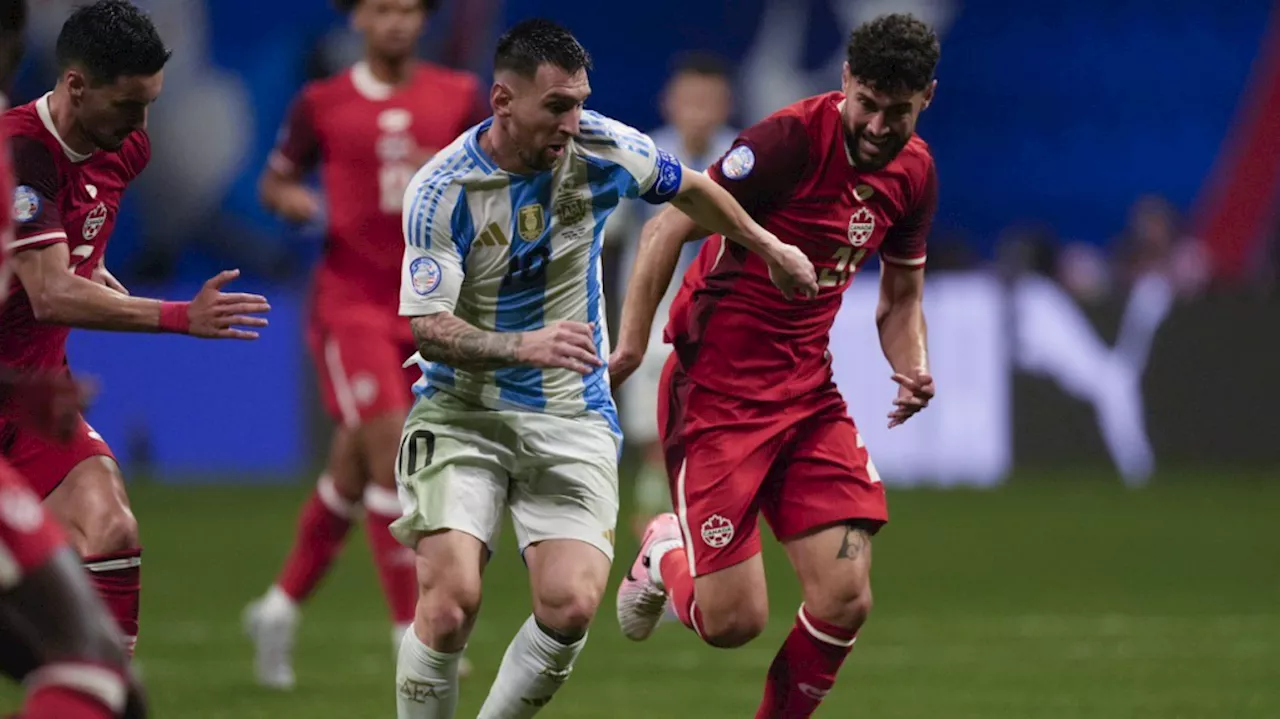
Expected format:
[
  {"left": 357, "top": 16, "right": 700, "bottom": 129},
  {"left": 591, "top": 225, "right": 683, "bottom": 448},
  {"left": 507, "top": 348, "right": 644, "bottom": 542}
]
[{"left": 3, "top": 469, "right": 1278, "bottom": 718}]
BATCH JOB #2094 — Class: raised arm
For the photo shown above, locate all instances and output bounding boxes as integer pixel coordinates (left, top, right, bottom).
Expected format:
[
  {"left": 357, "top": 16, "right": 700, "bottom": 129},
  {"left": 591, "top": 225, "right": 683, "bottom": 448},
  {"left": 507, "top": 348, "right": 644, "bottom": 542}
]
[{"left": 8, "top": 139, "right": 268, "bottom": 337}]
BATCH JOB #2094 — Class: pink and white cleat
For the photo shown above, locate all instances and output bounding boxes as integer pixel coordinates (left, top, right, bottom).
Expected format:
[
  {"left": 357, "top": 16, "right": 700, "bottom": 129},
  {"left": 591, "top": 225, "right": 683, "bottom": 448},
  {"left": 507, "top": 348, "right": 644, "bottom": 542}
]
[{"left": 616, "top": 513, "right": 683, "bottom": 641}]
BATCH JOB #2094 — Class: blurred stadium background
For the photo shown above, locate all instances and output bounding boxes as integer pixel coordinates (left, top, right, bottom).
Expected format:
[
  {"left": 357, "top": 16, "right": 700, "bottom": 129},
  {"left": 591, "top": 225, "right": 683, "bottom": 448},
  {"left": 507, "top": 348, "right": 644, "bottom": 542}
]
[{"left": 5, "top": 0, "right": 1280, "bottom": 716}]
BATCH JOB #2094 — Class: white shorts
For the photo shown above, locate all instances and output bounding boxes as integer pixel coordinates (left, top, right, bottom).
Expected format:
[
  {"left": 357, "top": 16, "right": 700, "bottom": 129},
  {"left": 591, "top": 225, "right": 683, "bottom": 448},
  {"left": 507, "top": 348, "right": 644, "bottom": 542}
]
[
  {"left": 619, "top": 311, "right": 673, "bottom": 445},
  {"left": 391, "top": 390, "right": 621, "bottom": 561}
]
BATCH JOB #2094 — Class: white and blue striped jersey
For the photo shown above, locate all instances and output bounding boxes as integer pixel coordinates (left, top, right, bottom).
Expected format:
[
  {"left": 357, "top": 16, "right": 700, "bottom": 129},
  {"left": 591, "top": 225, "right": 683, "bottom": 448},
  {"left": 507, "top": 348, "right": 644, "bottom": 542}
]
[{"left": 399, "top": 111, "right": 684, "bottom": 433}]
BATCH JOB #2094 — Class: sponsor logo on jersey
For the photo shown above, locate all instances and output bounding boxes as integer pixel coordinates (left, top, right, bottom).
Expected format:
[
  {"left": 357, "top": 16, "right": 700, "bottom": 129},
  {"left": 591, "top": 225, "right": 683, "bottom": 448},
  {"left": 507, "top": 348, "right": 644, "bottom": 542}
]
[
  {"left": 720, "top": 145, "right": 755, "bottom": 180},
  {"left": 847, "top": 206, "right": 875, "bottom": 247},
  {"left": 517, "top": 204, "right": 546, "bottom": 242},
  {"left": 409, "top": 256, "right": 442, "bottom": 295},
  {"left": 12, "top": 185, "right": 40, "bottom": 223},
  {"left": 85, "top": 183, "right": 98, "bottom": 200},
  {"left": 83, "top": 202, "right": 108, "bottom": 241},
  {"left": 700, "top": 514, "right": 734, "bottom": 548}
]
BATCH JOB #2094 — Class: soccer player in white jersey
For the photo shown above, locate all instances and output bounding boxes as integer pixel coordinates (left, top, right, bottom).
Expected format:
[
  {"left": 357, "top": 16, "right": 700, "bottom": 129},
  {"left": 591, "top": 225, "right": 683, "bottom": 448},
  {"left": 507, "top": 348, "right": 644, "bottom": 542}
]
[{"left": 390, "top": 19, "right": 818, "bottom": 719}]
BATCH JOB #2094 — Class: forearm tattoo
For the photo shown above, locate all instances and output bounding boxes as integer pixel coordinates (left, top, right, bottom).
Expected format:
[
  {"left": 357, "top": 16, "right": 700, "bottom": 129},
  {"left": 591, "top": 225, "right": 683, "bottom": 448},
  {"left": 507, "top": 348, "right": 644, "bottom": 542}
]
[{"left": 412, "top": 314, "right": 522, "bottom": 371}]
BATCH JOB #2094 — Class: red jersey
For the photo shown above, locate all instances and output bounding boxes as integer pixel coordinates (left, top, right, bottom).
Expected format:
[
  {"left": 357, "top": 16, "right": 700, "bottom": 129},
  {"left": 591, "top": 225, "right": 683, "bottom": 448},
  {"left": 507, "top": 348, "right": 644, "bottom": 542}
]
[
  {"left": 0, "top": 94, "right": 150, "bottom": 372},
  {"left": 272, "top": 61, "right": 485, "bottom": 327},
  {"left": 0, "top": 97, "right": 13, "bottom": 301},
  {"left": 665, "top": 91, "right": 938, "bottom": 402}
]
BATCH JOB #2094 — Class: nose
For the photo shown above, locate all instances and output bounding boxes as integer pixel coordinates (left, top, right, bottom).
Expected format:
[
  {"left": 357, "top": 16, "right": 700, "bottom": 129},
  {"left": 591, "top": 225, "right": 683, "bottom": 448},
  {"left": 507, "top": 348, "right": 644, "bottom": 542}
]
[
  {"left": 560, "top": 107, "right": 581, "bottom": 137},
  {"left": 865, "top": 112, "right": 889, "bottom": 137}
]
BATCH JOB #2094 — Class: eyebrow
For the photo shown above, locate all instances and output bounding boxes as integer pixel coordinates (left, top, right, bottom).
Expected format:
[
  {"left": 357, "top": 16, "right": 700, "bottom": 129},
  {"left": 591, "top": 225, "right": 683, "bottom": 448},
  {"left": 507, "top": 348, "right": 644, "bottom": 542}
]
[{"left": 545, "top": 90, "right": 590, "bottom": 105}]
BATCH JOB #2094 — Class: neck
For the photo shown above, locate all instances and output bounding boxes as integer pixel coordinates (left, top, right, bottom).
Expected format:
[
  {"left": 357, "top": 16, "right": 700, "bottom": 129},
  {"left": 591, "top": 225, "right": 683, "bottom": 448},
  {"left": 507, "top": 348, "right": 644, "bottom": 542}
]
[
  {"left": 365, "top": 54, "right": 413, "bottom": 86},
  {"left": 48, "top": 85, "right": 96, "bottom": 156},
  {"left": 682, "top": 134, "right": 711, "bottom": 160},
  {"left": 480, "top": 116, "right": 537, "bottom": 174}
]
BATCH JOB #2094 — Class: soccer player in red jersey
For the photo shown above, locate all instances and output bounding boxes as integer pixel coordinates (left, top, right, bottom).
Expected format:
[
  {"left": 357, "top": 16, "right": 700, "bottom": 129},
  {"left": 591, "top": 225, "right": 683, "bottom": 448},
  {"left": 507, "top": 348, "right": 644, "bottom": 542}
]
[
  {"left": 614, "top": 14, "right": 941, "bottom": 717},
  {"left": 244, "top": 0, "right": 486, "bottom": 689},
  {"left": 0, "top": 0, "right": 271, "bottom": 663},
  {"left": 0, "top": 4, "right": 148, "bottom": 717}
]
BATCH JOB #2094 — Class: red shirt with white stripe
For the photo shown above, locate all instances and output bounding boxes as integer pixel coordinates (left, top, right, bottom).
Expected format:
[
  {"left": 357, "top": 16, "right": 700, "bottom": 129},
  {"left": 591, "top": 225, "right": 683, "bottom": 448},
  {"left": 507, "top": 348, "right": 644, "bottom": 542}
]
[
  {"left": 272, "top": 61, "right": 484, "bottom": 332},
  {"left": 0, "top": 93, "right": 150, "bottom": 372},
  {"left": 664, "top": 91, "right": 938, "bottom": 402}
]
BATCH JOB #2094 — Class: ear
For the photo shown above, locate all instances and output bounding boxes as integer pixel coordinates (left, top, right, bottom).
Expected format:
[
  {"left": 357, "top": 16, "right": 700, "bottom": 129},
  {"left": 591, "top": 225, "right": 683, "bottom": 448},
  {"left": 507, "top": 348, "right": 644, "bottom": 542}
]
[
  {"left": 490, "top": 81, "right": 512, "bottom": 118},
  {"left": 64, "top": 68, "right": 88, "bottom": 102},
  {"left": 841, "top": 61, "right": 853, "bottom": 94},
  {"left": 921, "top": 79, "right": 937, "bottom": 110}
]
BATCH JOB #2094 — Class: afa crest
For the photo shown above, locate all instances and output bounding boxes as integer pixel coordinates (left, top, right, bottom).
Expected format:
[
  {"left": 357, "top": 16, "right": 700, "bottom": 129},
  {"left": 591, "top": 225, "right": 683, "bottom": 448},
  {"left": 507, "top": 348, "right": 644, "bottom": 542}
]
[
  {"left": 554, "top": 194, "right": 590, "bottom": 226},
  {"left": 517, "top": 204, "right": 545, "bottom": 242}
]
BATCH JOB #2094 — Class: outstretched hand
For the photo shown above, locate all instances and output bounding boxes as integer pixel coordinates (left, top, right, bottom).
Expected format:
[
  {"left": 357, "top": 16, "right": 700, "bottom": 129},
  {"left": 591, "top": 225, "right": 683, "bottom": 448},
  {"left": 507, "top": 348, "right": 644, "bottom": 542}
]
[{"left": 887, "top": 369, "right": 935, "bottom": 428}]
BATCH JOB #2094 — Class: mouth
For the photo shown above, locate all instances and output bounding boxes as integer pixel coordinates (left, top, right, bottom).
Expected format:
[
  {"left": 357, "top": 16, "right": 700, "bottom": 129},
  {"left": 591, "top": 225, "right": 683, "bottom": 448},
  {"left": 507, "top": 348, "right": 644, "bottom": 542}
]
[
  {"left": 546, "top": 143, "right": 566, "bottom": 159},
  {"left": 860, "top": 135, "right": 890, "bottom": 156}
]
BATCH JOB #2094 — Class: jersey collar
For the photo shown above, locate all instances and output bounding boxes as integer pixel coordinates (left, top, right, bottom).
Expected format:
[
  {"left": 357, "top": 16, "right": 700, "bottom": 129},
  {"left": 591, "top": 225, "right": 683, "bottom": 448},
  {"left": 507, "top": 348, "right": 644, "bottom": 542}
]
[
  {"left": 37, "top": 93, "right": 93, "bottom": 164},
  {"left": 351, "top": 61, "right": 396, "bottom": 102}
]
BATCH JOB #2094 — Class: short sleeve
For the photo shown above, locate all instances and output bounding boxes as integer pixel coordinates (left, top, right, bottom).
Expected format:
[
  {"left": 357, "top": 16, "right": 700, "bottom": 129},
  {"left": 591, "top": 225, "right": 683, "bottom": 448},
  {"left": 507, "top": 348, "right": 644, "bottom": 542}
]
[
  {"left": 706, "top": 113, "right": 811, "bottom": 216},
  {"left": 7, "top": 136, "right": 65, "bottom": 253},
  {"left": 400, "top": 176, "right": 472, "bottom": 317},
  {"left": 576, "top": 111, "right": 683, "bottom": 204},
  {"left": 880, "top": 161, "right": 938, "bottom": 269},
  {"left": 268, "top": 90, "right": 320, "bottom": 176}
]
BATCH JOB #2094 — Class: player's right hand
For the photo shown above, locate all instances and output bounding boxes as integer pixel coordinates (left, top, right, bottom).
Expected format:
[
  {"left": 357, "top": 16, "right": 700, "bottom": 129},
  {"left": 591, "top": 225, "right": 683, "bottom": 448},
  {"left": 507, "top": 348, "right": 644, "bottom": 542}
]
[
  {"left": 766, "top": 243, "right": 819, "bottom": 300},
  {"left": 276, "top": 186, "right": 322, "bottom": 224},
  {"left": 519, "top": 321, "right": 602, "bottom": 375},
  {"left": 188, "top": 270, "right": 271, "bottom": 340},
  {"left": 607, "top": 343, "right": 644, "bottom": 388}
]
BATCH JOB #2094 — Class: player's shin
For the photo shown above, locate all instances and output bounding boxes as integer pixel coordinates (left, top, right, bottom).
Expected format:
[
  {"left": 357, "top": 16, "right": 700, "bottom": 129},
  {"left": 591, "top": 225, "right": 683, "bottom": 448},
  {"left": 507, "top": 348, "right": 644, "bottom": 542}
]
[
  {"left": 82, "top": 550, "right": 142, "bottom": 657},
  {"left": 755, "top": 604, "right": 858, "bottom": 719},
  {"left": 364, "top": 484, "right": 417, "bottom": 630},
  {"left": 475, "top": 616, "right": 586, "bottom": 719},
  {"left": 274, "top": 474, "right": 356, "bottom": 603},
  {"left": 396, "top": 626, "right": 463, "bottom": 719}
]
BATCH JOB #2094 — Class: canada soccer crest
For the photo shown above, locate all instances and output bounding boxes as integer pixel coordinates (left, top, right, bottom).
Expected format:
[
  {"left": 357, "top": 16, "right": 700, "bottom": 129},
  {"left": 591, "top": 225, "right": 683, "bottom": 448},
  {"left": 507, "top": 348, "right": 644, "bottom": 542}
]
[
  {"left": 83, "top": 202, "right": 108, "bottom": 241},
  {"left": 700, "top": 514, "right": 734, "bottom": 548},
  {"left": 847, "top": 207, "right": 875, "bottom": 247}
]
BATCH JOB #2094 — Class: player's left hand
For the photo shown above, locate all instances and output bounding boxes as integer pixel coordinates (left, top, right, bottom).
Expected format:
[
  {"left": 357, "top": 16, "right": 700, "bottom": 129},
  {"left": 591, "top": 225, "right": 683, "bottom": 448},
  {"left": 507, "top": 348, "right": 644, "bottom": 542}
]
[
  {"left": 765, "top": 243, "right": 819, "bottom": 300},
  {"left": 93, "top": 264, "right": 129, "bottom": 295},
  {"left": 888, "top": 369, "right": 934, "bottom": 428}
]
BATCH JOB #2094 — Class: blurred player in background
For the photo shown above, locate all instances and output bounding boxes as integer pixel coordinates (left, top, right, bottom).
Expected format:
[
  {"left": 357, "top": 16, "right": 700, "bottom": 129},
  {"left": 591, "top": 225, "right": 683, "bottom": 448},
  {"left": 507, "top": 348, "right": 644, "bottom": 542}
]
[
  {"left": 391, "top": 19, "right": 815, "bottom": 719},
  {"left": 0, "top": 0, "right": 270, "bottom": 662},
  {"left": 0, "top": 2, "right": 146, "bottom": 717},
  {"left": 611, "top": 52, "right": 738, "bottom": 539},
  {"left": 614, "top": 14, "right": 941, "bottom": 718},
  {"left": 243, "top": 0, "right": 485, "bottom": 690}
]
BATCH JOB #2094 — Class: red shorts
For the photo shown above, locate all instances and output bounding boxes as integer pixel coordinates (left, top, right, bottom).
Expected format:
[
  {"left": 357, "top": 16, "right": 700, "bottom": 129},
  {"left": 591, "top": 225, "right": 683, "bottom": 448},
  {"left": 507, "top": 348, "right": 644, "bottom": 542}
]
[
  {"left": 0, "top": 458, "right": 67, "bottom": 590},
  {"left": 658, "top": 355, "right": 887, "bottom": 577},
  {"left": 1, "top": 416, "right": 115, "bottom": 499},
  {"left": 306, "top": 316, "right": 418, "bottom": 428}
]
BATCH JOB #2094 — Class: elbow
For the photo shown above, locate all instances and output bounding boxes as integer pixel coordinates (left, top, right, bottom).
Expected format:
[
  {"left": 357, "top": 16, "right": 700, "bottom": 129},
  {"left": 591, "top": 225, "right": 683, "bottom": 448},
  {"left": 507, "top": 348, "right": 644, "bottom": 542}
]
[{"left": 28, "top": 282, "right": 67, "bottom": 324}]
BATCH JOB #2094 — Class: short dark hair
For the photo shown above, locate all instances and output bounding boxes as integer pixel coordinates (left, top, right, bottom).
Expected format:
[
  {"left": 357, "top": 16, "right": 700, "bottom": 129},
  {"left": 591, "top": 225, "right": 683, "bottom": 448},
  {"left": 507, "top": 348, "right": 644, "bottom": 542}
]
[
  {"left": 494, "top": 19, "right": 591, "bottom": 78},
  {"left": 332, "top": 0, "right": 437, "bottom": 13},
  {"left": 846, "top": 13, "right": 940, "bottom": 95},
  {"left": 55, "top": 0, "right": 171, "bottom": 85},
  {"left": 0, "top": 0, "right": 26, "bottom": 36},
  {"left": 669, "top": 51, "right": 730, "bottom": 81}
]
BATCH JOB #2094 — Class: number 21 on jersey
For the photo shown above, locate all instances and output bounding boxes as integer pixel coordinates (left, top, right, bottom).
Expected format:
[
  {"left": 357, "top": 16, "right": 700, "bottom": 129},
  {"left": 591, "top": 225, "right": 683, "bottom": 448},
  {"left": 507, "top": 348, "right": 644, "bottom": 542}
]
[{"left": 819, "top": 246, "right": 868, "bottom": 288}]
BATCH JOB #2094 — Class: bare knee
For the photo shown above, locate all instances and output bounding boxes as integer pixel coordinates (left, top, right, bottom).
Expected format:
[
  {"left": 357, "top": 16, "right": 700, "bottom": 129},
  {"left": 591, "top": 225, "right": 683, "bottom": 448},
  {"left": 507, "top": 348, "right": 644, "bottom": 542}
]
[
  {"left": 412, "top": 535, "right": 485, "bottom": 652},
  {"left": 699, "top": 593, "right": 769, "bottom": 648},
  {"left": 48, "top": 460, "right": 138, "bottom": 556},
  {"left": 532, "top": 576, "right": 602, "bottom": 636},
  {"left": 806, "top": 579, "right": 873, "bottom": 632}
]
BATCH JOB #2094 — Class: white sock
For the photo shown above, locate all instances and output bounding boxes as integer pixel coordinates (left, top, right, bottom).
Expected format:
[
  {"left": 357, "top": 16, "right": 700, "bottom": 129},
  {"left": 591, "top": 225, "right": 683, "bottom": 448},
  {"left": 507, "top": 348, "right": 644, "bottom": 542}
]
[
  {"left": 396, "top": 626, "right": 463, "bottom": 719},
  {"left": 646, "top": 540, "right": 683, "bottom": 590},
  {"left": 476, "top": 616, "right": 586, "bottom": 719}
]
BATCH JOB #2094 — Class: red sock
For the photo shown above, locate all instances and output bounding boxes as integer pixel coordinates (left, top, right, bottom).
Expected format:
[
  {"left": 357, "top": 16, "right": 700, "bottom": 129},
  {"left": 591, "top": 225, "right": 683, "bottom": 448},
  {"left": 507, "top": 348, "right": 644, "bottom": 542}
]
[
  {"left": 275, "top": 477, "right": 354, "bottom": 603},
  {"left": 82, "top": 550, "right": 142, "bottom": 657},
  {"left": 755, "top": 605, "right": 857, "bottom": 719},
  {"left": 23, "top": 663, "right": 125, "bottom": 719},
  {"left": 362, "top": 485, "right": 417, "bottom": 625},
  {"left": 658, "top": 548, "right": 707, "bottom": 639}
]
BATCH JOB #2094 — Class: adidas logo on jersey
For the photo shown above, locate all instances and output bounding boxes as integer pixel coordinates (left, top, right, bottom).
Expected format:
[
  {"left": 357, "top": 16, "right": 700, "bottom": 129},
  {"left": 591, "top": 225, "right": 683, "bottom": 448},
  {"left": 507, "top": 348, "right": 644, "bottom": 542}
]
[{"left": 473, "top": 223, "right": 509, "bottom": 248}]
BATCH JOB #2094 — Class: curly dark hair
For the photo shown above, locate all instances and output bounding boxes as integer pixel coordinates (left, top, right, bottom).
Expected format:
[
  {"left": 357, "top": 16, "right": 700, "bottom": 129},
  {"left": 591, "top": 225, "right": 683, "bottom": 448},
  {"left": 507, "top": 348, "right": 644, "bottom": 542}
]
[
  {"left": 56, "top": 0, "right": 170, "bottom": 85},
  {"left": 494, "top": 19, "right": 591, "bottom": 78},
  {"left": 332, "top": 0, "right": 437, "bottom": 13},
  {"left": 846, "top": 13, "right": 940, "bottom": 95}
]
